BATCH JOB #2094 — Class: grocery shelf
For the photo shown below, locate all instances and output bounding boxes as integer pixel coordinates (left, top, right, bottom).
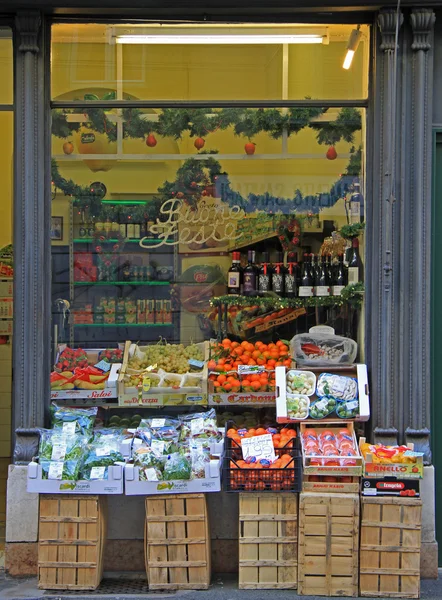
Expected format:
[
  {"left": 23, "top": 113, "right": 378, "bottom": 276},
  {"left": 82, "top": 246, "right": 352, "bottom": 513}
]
[
  {"left": 73, "top": 323, "right": 173, "bottom": 328},
  {"left": 74, "top": 281, "right": 170, "bottom": 286}
]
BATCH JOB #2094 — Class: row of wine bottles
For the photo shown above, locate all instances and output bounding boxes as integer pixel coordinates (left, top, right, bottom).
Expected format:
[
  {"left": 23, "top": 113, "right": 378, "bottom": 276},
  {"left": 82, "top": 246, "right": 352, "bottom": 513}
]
[{"left": 227, "top": 239, "right": 363, "bottom": 298}]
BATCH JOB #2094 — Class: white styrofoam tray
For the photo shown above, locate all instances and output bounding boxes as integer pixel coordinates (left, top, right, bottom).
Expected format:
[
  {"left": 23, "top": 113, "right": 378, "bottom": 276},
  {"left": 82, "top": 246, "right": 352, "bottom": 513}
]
[
  {"left": 275, "top": 364, "right": 370, "bottom": 422},
  {"left": 124, "top": 459, "right": 222, "bottom": 495},
  {"left": 27, "top": 462, "right": 124, "bottom": 494}
]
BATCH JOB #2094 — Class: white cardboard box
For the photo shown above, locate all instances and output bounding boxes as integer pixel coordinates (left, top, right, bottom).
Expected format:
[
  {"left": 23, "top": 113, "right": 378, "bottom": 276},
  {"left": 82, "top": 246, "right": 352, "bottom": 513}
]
[
  {"left": 275, "top": 364, "right": 370, "bottom": 422},
  {"left": 27, "top": 462, "right": 124, "bottom": 494},
  {"left": 124, "top": 459, "right": 222, "bottom": 495}
]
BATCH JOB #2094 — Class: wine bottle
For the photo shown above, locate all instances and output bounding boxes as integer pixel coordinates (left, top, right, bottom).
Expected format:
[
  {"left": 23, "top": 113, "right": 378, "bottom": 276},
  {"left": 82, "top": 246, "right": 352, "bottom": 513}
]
[
  {"left": 314, "top": 255, "right": 330, "bottom": 297},
  {"left": 326, "top": 254, "right": 334, "bottom": 284},
  {"left": 243, "top": 250, "right": 257, "bottom": 296},
  {"left": 299, "top": 254, "right": 314, "bottom": 297},
  {"left": 284, "top": 258, "right": 297, "bottom": 298},
  {"left": 272, "top": 252, "right": 287, "bottom": 296},
  {"left": 227, "top": 251, "right": 242, "bottom": 295},
  {"left": 348, "top": 238, "right": 363, "bottom": 284},
  {"left": 258, "top": 251, "right": 272, "bottom": 293},
  {"left": 312, "top": 254, "right": 320, "bottom": 283},
  {"left": 332, "top": 254, "right": 347, "bottom": 296}
]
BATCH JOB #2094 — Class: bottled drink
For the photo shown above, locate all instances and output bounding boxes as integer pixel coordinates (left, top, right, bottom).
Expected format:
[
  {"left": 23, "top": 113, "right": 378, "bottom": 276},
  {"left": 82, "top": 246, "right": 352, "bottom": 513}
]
[
  {"left": 258, "top": 251, "right": 272, "bottom": 293},
  {"left": 272, "top": 252, "right": 287, "bottom": 296},
  {"left": 312, "top": 254, "right": 320, "bottom": 283},
  {"left": 227, "top": 251, "right": 242, "bottom": 295},
  {"left": 349, "top": 182, "right": 363, "bottom": 224},
  {"left": 332, "top": 254, "right": 347, "bottom": 296},
  {"left": 348, "top": 238, "right": 363, "bottom": 284},
  {"left": 299, "top": 254, "right": 314, "bottom": 297},
  {"left": 243, "top": 250, "right": 257, "bottom": 296},
  {"left": 326, "top": 254, "right": 334, "bottom": 284},
  {"left": 284, "top": 258, "right": 297, "bottom": 298},
  {"left": 314, "top": 255, "right": 330, "bottom": 297}
]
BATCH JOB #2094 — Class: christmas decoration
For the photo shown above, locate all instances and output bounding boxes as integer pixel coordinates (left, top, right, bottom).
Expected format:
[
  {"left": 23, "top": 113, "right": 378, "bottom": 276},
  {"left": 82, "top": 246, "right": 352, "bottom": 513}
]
[
  {"left": 276, "top": 217, "right": 302, "bottom": 255},
  {"left": 326, "top": 145, "right": 338, "bottom": 160},
  {"left": 310, "top": 107, "right": 361, "bottom": 147},
  {"left": 210, "top": 283, "right": 364, "bottom": 310},
  {"left": 244, "top": 142, "right": 256, "bottom": 155},
  {"left": 194, "top": 137, "right": 205, "bottom": 150},
  {"left": 145, "top": 134, "right": 157, "bottom": 147},
  {"left": 340, "top": 222, "right": 365, "bottom": 239},
  {"left": 63, "top": 141, "right": 74, "bottom": 155}
]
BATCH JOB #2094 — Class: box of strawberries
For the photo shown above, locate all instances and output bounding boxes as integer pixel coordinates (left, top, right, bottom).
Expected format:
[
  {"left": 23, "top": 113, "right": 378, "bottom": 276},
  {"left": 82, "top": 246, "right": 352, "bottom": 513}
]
[{"left": 50, "top": 345, "right": 123, "bottom": 400}]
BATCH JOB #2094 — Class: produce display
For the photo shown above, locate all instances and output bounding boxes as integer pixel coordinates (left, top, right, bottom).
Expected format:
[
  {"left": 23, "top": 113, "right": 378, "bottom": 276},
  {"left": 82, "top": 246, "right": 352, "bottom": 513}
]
[
  {"left": 208, "top": 338, "right": 291, "bottom": 372},
  {"left": 38, "top": 405, "right": 127, "bottom": 482},
  {"left": 225, "top": 423, "right": 301, "bottom": 491},
  {"left": 309, "top": 396, "right": 338, "bottom": 419},
  {"left": 286, "top": 370, "right": 316, "bottom": 396},
  {"left": 131, "top": 410, "right": 222, "bottom": 482},
  {"left": 51, "top": 346, "right": 122, "bottom": 391},
  {"left": 316, "top": 373, "right": 358, "bottom": 401},
  {"left": 209, "top": 370, "right": 276, "bottom": 393},
  {"left": 359, "top": 443, "right": 420, "bottom": 465},
  {"left": 287, "top": 395, "right": 310, "bottom": 419},
  {"left": 302, "top": 427, "right": 358, "bottom": 467},
  {"left": 127, "top": 341, "right": 204, "bottom": 374},
  {"left": 291, "top": 333, "right": 358, "bottom": 366}
]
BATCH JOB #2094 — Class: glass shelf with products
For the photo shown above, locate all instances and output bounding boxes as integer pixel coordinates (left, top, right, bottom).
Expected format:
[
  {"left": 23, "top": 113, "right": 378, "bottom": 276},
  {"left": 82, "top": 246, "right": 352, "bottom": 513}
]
[{"left": 74, "top": 281, "right": 170, "bottom": 287}]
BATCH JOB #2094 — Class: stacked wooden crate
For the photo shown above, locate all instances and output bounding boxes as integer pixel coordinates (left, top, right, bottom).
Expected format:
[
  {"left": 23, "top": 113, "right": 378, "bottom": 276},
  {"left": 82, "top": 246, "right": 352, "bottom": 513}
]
[
  {"left": 144, "top": 493, "right": 211, "bottom": 590},
  {"left": 38, "top": 495, "right": 107, "bottom": 590},
  {"left": 239, "top": 493, "right": 298, "bottom": 589},
  {"left": 298, "top": 492, "right": 360, "bottom": 596},
  {"left": 359, "top": 497, "right": 422, "bottom": 598}
]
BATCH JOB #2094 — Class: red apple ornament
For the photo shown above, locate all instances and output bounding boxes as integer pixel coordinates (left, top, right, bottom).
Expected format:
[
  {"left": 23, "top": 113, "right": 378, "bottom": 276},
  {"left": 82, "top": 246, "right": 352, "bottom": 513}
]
[
  {"left": 146, "top": 134, "right": 157, "bottom": 147},
  {"left": 245, "top": 142, "right": 256, "bottom": 155},
  {"left": 326, "top": 146, "right": 338, "bottom": 160},
  {"left": 63, "top": 141, "right": 74, "bottom": 155},
  {"left": 194, "top": 137, "right": 205, "bottom": 150}
]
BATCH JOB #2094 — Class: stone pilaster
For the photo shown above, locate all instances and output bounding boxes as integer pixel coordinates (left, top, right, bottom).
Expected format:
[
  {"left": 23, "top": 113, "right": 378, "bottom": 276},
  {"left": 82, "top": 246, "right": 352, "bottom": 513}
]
[
  {"left": 13, "top": 11, "right": 50, "bottom": 463},
  {"left": 404, "top": 8, "right": 435, "bottom": 459}
]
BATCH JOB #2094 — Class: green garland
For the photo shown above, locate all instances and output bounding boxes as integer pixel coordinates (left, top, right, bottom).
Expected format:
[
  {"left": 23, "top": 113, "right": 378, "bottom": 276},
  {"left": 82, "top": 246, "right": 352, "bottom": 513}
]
[
  {"left": 52, "top": 99, "right": 360, "bottom": 146},
  {"left": 51, "top": 159, "right": 105, "bottom": 215},
  {"left": 340, "top": 222, "right": 365, "bottom": 239},
  {"left": 211, "top": 283, "right": 365, "bottom": 310}
]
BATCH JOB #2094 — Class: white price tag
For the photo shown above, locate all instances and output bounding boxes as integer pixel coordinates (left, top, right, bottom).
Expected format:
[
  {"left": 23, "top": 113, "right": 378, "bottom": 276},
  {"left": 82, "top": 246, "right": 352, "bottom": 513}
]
[
  {"left": 332, "top": 378, "right": 347, "bottom": 395},
  {"left": 96, "top": 447, "right": 111, "bottom": 457},
  {"left": 151, "top": 440, "right": 165, "bottom": 456},
  {"left": 62, "top": 422, "right": 76, "bottom": 435},
  {"left": 145, "top": 467, "right": 159, "bottom": 481},
  {"left": 241, "top": 434, "right": 276, "bottom": 463},
  {"left": 51, "top": 443, "right": 67, "bottom": 461},
  {"left": 90, "top": 466, "right": 106, "bottom": 480},
  {"left": 48, "top": 461, "right": 64, "bottom": 480},
  {"left": 316, "top": 398, "right": 329, "bottom": 411},
  {"left": 190, "top": 417, "right": 204, "bottom": 435},
  {"left": 345, "top": 400, "right": 359, "bottom": 410},
  {"left": 403, "top": 450, "right": 425, "bottom": 457},
  {"left": 150, "top": 418, "right": 165, "bottom": 428}
]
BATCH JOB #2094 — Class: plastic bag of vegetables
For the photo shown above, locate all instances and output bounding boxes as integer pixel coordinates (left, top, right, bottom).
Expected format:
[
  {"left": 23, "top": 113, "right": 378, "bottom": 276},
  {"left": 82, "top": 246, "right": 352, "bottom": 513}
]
[
  {"left": 139, "top": 416, "right": 181, "bottom": 441},
  {"left": 40, "top": 458, "right": 83, "bottom": 481},
  {"left": 133, "top": 447, "right": 164, "bottom": 481},
  {"left": 39, "top": 429, "right": 88, "bottom": 462},
  {"left": 188, "top": 442, "right": 210, "bottom": 479},
  {"left": 179, "top": 409, "right": 220, "bottom": 443},
  {"left": 51, "top": 403, "right": 97, "bottom": 436},
  {"left": 163, "top": 452, "right": 192, "bottom": 480},
  {"left": 79, "top": 431, "right": 125, "bottom": 480}
]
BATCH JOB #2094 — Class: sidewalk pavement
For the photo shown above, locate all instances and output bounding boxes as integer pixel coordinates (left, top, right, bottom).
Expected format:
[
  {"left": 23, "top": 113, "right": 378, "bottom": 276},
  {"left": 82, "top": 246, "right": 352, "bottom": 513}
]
[{"left": 0, "top": 573, "right": 440, "bottom": 600}]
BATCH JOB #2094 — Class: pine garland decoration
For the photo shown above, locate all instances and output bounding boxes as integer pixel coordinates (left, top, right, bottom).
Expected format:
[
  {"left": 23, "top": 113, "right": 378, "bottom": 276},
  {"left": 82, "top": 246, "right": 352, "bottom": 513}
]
[{"left": 340, "top": 222, "right": 365, "bottom": 239}]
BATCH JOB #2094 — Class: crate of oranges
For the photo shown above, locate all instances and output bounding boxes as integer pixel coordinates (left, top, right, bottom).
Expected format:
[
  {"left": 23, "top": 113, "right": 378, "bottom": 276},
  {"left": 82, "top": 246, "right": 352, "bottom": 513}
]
[{"left": 223, "top": 423, "right": 302, "bottom": 492}]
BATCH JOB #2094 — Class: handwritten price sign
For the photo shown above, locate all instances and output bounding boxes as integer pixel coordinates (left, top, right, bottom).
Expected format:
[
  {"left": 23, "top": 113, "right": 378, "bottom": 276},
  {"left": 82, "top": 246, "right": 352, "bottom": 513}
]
[{"left": 241, "top": 434, "right": 276, "bottom": 463}]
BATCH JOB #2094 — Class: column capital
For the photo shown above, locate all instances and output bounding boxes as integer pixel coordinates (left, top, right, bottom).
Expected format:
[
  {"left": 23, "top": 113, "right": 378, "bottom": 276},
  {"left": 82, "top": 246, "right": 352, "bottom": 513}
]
[
  {"left": 377, "top": 8, "right": 403, "bottom": 52},
  {"left": 411, "top": 8, "right": 436, "bottom": 52},
  {"left": 15, "top": 10, "right": 41, "bottom": 53}
]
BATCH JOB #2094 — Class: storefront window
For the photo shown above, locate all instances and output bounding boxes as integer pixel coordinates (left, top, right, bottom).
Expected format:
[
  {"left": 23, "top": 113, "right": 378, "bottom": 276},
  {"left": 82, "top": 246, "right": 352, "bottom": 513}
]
[{"left": 49, "top": 20, "right": 367, "bottom": 450}]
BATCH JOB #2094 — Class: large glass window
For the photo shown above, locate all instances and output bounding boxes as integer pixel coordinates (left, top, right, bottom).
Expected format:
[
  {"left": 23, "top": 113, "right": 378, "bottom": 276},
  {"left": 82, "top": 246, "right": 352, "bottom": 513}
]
[{"left": 50, "top": 21, "right": 368, "bottom": 414}]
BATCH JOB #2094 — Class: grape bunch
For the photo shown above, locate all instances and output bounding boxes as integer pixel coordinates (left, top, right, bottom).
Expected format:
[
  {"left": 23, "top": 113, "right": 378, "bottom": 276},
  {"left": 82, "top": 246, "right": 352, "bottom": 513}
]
[{"left": 128, "top": 343, "right": 204, "bottom": 375}]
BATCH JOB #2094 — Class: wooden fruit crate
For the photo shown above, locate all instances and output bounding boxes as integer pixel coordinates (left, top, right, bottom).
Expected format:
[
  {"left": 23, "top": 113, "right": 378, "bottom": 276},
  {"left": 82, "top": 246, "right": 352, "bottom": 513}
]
[
  {"left": 298, "top": 492, "right": 359, "bottom": 596},
  {"left": 360, "top": 497, "right": 422, "bottom": 598},
  {"left": 303, "top": 475, "right": 360, "bottom": 494},
  {"left": 239, "top": 493, "right": 298, "bottom": 589},
  {"left": 145, "top": 493, "right": 210, "bottom": 590},
  {"left": 38, "top": 495, "right": 107, "bottom": 590}
]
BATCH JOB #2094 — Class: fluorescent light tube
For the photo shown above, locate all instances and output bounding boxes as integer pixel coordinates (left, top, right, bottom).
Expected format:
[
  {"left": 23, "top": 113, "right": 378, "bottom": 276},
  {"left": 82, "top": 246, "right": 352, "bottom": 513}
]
[
  {"left": 343, "top": 27, "right": 362, "bottom": 70},
  {"left": 115, "top": 34, "right": 325, "bottom": 45}
]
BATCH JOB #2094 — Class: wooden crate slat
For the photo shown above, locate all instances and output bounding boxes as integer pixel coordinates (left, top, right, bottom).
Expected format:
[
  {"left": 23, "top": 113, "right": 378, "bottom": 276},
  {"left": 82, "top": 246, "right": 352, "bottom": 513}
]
[
  {"left": 38, "top": 495, "right": 106, "bottom": 591},
  {"left": 145, "top": 494, "right": 210, "bottom": 591},
  {"left": 239, "top": 493, "right": 298, "bottom": 590},
  {"left": 298, "top": 492, "right": 359, "bottom": 597},
  {"left": 359, "top": 496, "right": 422, "bottom": 599}
]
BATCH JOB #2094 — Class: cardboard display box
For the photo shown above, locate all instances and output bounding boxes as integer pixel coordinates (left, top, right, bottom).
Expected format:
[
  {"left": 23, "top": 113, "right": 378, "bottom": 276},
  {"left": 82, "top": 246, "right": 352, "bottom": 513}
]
[
  {"left": 27, "top": 463, "right": 124, "bottom": 495},
  {"left": 359, "top": 438, "right": 424, "bottom": 479},
  {"left": 361, "top": 478, "right": 420, "bottom": 497}
]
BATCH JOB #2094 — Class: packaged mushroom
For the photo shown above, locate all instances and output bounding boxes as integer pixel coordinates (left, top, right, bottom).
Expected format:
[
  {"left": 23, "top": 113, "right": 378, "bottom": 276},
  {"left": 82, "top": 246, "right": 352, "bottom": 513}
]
[
  {"left": 316, "top": 373, "right": 358, "bottom": 401},
  {"left": 286, "top": 370, "right": 316, "bottom": 396}
]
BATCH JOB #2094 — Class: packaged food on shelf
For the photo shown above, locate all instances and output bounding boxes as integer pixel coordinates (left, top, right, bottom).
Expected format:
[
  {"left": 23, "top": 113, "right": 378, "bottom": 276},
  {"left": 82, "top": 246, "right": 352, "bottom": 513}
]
[
  {"left": 316, "top": 373, "right": 358, "bottom": 401},
  {"left": 359, "top": 438, "right": 424, "bottom": 478},
  {"left": 291, "top": 331, "right": 357, "bottom": 366},
  {"left": 286, "top": 394, "right": 310, "bottom": 420},
  {"left": 309, "top": 396, "right": 337, "bottom": 419}
]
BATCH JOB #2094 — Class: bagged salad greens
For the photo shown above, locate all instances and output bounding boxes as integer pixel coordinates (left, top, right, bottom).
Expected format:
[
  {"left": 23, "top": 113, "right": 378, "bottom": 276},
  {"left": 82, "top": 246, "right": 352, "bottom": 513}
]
[
  {"left": 51, "top": 403, "right": 97, "bottom": 436},
  {"left": 80, "top": 429, "right": 125, "bottom": 480},
  {"left": 163, "top": 452, "right": 192, "bottom": 480},
  {"left": 179, "top": 409, "right": 220, "bottom": 443},
  {"left": 39, "top": 429, "right": 88, "bottom": 462},
  {"left": 133, "top": 447, "right": 164, "bottom": 481},
  {"left": 40, "top": 458, "right": 83, "bottom": 481}
]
